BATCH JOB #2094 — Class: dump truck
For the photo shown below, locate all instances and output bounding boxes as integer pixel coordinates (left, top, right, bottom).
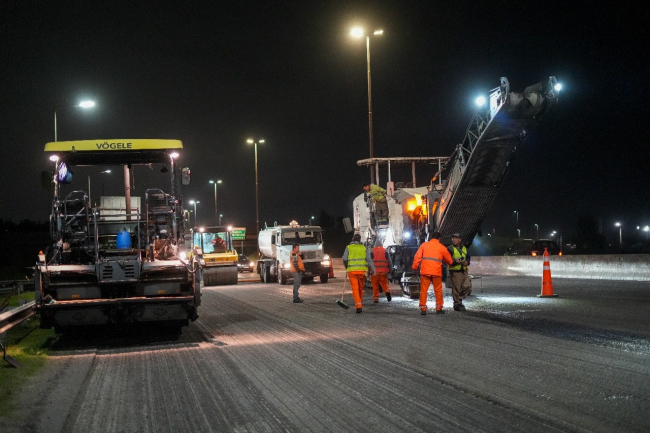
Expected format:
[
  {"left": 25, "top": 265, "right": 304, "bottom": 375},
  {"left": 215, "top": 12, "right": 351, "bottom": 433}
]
[
  {"left": 257, "top": 221, "right": 331, "bottom": 284},
  {"left": 189, "top": 225, "right": 239, "bottom": 285},
  {"left": 352, "top": 76, "right": 560, "bottom": 297},
  {"left": 35, "top": 139, "right": 203, "bottom": 332}
]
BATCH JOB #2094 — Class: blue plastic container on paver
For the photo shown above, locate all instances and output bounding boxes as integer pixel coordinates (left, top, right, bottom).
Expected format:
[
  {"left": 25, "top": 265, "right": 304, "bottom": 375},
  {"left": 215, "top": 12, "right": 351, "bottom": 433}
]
[{"left": 116, "top": 230, "right": 132, "bottom": 249}]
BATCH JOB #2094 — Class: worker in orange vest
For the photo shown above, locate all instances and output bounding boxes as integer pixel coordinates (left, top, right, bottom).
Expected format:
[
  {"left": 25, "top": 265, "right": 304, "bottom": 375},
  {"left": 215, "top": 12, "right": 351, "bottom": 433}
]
[
  {"left": 412, "top": 231, "right": 453, "bottom": 315},
  {"left": 290, "top": 243, "right": 305, "bottom": 303},
  {"left": 370, "top": 238, "right": 392, "bottom": 303}
]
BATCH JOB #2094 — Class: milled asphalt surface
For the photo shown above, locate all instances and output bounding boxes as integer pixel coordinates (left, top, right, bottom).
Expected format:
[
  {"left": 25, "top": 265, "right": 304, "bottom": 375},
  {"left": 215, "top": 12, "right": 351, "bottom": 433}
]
[{"left": 1, "top": 271, "right": 649, "bottom": 432}]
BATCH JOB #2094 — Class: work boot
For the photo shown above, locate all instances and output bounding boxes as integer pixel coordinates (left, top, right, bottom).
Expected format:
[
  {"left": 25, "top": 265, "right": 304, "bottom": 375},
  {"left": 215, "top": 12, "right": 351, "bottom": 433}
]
[
  {"left": 293, "top": 298, "right": 304, "bottom": 303},
  {"left": 420, "top": 310, "right": 426, "bottom": 315},
  {"left": 435, "top": 309, "right": 445, "bottom": 315},
  {"left": 457, "top": 304, "right": 466, "bottom": 311},
  {"left": 373, "top": 300, "right": 379, "bottom": 304},
  {"left": 386, "top": 292, "right": 392, "bottom": 302},
  {"left": 356, "top": 308, "right": 363, "bottom": 313}
]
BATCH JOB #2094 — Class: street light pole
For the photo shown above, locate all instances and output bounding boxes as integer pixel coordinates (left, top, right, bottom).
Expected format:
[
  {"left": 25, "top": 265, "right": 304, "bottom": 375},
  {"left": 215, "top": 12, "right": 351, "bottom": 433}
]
[
  {"left": 534, "top": 223, "right": 539, "bottom": 240},
  {"left": 615, "top": 222, "right": 622, "bottom": 248},
  {"left": 189, "top": 200, "right": 200, "bottom": 227},
  {"left": 352, "top": 28, "right": 383, "bottom": 184},
  {"left": 514, "top": 211, "right": 519, "bottom": 236},
  {"left": 54, "top": 100, "right": 96, "bottom": 142},
  {"left": 219, "top": 214, "right": 223, "bottom": 226},
  {"left": 247, "top": 139, "right": 265, "bottom": 235},
  {"left": 209, "top": 180, "right": 222, "bottom": 225}
]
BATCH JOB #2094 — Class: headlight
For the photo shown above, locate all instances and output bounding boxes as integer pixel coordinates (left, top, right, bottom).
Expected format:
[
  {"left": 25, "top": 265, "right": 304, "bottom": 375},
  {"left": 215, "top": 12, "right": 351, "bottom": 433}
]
[
  {"left": 179, "top": 252, "right": 187, "bottom": 260},
  {"left": 249, "top": 261, "right": 254, "bottom": 267},
  {"left": 282, "top": 263, "right": 291, "bottom": 269},
  {"left": 321, "top": 260, "right": 331, "bottom": 266}
]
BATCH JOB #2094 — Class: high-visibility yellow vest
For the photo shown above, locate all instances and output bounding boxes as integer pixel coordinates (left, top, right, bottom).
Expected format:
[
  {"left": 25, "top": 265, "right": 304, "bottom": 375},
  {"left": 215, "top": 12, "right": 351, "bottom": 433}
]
[
  {"left": 346, "top": 244, "right": 368, "bottom": 272},
  {"left": 449, "top": 245, "right": 467, "bottom": 271}
]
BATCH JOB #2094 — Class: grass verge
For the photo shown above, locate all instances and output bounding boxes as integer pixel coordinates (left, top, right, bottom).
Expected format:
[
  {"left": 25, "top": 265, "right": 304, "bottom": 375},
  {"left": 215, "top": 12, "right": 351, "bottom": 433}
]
[
  {"left": 2, "top": 292, "right": 35, "bottom": 308},
  {"left": 0, "top": 317, "right": 55, "bottom": 416}
]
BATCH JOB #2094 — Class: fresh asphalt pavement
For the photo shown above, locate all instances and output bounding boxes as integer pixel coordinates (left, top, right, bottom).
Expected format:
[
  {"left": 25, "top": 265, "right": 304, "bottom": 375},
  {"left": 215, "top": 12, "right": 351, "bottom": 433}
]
[{"left": 2, "top": 272, "right": 649, "bottom": 432}]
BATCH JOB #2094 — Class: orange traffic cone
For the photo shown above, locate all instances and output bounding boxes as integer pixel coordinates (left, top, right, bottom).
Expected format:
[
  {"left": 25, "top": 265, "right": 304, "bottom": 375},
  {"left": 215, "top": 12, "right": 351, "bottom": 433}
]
[
  {"left": 538, "top": 247, "right": 558, "bottom": 298},
  {"left": 329, "top": 262, "right": 335, "bottom": 278}
]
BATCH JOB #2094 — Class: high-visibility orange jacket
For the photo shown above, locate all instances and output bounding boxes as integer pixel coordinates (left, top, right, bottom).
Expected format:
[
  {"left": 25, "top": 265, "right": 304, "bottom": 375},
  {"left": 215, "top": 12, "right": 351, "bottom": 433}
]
[
  {"left": 412, "top": 238, "right": 453, "bottom": 276},
  {"left": 290, "top": 252, "right": 305, "bottom": 272},
  {"left": 371, "top": 246, "right": 390, "bottom": 273}
]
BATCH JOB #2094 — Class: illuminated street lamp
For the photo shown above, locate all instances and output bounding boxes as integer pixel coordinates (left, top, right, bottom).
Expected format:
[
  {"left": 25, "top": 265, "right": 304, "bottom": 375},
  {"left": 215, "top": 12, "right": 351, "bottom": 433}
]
[
  {"left": 514, "top": 210, "right": 519, "bottom": 232},
  {"left": 189, "top": 200, "right": 200, "bottom": 227},
  {"left": 209, "top": 179, "right": 222, "bottom": 225},
  {"left": 310, "top": 215, "right": 315, "bottom": 226},
  {"left": 219, "top": 214, "right": 223, "bottom": 226},
  {"left": 247, "top": 139, "right": 265, "bottom": 234},
  {"left": 54, "top": 100, "right": 96, "bottom": 142},
  {"left": 551, "top": 230, "right": 563, "bottom": 253},
  {"left": 351, "top": 27, "right": 384, "bottom": 184},
  {"left": 534, "top": 223, "right": 539, "bottom": 240},
  {"left": 615, "top": 222, "right": 622, "bottom": 248}
]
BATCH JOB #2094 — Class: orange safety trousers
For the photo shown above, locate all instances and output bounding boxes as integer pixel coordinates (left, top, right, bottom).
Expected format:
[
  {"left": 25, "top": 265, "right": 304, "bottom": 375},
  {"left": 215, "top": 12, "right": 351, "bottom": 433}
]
[
  {"left": 371, "top": 273, "right": 390, "bottom": 301},
  {"left": 419, "top": 274, "right": 443, "bottom": 312},
  {"left": 348, "top": 271, "right": 366, "bottom": 309}
]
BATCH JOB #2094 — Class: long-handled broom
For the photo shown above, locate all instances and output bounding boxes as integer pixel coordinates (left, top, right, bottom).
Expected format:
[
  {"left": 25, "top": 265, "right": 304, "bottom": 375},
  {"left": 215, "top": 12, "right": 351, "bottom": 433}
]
[{"left": 335, "top": 272, "right": 350, "bottom": 309}]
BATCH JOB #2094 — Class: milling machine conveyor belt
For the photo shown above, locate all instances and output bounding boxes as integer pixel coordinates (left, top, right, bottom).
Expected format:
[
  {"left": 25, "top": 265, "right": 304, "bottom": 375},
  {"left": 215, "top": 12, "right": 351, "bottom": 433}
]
[{"left": 436, "top": 77, "right": 559, "bottom": 246}]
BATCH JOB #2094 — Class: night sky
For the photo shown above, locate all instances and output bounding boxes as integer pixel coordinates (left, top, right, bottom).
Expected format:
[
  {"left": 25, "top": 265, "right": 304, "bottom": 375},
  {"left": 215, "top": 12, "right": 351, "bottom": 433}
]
[{"left": 1, "top": 1, "right": 647, "bottom": 244}]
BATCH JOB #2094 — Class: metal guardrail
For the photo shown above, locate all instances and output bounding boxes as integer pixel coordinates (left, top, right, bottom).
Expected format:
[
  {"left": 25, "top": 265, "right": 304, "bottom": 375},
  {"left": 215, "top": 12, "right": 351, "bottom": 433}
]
[
  {"left": 0, "top": 279, "right": 33, "bottom": 296},
  {"left": 0, "top": 301, "right": 35, "bottom": 368},
  {"left": 0, "top": 301, "right": 35, "bottom": 334}
]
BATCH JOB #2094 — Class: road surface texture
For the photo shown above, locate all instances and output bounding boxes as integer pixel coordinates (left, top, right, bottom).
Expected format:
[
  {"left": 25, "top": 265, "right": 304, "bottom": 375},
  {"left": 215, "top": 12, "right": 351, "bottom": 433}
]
[{"left": 2, "top": 273, "right": 649, "bottom": 432}]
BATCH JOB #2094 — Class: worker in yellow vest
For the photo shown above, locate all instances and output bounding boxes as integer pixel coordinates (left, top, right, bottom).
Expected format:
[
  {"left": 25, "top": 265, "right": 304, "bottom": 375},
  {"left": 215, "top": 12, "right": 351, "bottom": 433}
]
[
  {"left": 447, "top": 233, "right": 472, "bottom": 311},
  {"left": 370, "top": 239, "right": 392, "bottom": 303},
  {"left": 342, "top": 233, "right": 375, "bottom": 313}
]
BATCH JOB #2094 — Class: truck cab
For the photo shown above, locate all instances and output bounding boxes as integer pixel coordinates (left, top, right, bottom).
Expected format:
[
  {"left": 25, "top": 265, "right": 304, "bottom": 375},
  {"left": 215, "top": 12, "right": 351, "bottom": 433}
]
[{"left": 257, "top": 221, "right": 331, "bottom": 284}]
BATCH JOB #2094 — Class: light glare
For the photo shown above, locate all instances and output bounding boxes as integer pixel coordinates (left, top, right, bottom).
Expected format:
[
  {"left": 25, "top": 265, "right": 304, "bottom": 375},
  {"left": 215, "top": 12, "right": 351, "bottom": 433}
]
[
  {"left": 49, "top": 155, "right": 59, "bottom": 162},
  {"left": 475, "top": 96, "right": 486, "bottom": 106},
  {"left": 554, "top": 83, "right": 562, "bottom": 91},
  {"left": 351, "top": 27, "right": 364, "bottom": 38},
  {"left": 374, "top": 30, "right": 384, "bottom": 35}
]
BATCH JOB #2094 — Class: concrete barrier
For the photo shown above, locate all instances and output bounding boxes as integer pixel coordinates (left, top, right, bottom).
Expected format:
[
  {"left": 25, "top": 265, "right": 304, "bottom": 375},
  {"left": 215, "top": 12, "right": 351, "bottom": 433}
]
[{"left": 469, "top": 255, "right": 650, "bottom": 281}]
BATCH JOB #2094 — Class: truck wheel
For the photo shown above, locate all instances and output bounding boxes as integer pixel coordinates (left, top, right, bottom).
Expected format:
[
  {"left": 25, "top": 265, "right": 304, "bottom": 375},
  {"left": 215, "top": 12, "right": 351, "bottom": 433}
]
[
  {"left": 279, "top": 271, "right": 287, "bottom": 285},
  {"left": 262, "top": 264, "right": 271, "bottom": 283},
  {"left": 320, "top": 274, "right": 329, "bottom": 283}
]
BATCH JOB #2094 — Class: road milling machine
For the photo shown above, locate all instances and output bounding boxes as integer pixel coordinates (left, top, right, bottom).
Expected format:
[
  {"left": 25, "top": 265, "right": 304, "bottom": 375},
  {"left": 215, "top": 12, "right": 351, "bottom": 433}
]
[
  {"left": 352, "top": 77, "right": 560, "bottom": 297},
  {"left": 35, "top": 139, "right": 203, "bottom": 332}
]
